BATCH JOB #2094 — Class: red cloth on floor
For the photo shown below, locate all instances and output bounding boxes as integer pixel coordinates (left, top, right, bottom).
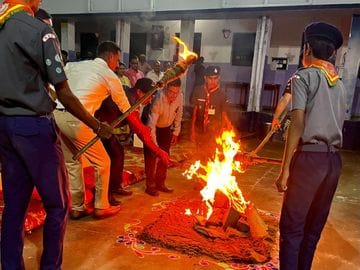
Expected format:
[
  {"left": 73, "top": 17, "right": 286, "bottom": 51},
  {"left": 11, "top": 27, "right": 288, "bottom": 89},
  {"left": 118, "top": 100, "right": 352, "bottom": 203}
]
[{"left": 0, "top": 191, "right": 46, "bottom": 233}]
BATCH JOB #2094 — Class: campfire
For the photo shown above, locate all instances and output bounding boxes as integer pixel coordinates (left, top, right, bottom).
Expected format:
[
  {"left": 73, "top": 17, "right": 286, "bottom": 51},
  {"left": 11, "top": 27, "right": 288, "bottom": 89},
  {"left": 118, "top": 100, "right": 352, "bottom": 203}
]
[
  {"left": 138, "top": 40, "right": 278, "bottom": 265},
  {"left": 183, "top": 130, "right": 268, "bottom": 239}
]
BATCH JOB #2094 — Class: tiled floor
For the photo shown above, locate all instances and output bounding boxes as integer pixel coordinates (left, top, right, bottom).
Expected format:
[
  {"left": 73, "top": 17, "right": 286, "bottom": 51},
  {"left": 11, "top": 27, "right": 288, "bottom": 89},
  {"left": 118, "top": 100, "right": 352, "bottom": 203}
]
[{"left": 21, "top": 137, "right": 360, "bottom": 269}]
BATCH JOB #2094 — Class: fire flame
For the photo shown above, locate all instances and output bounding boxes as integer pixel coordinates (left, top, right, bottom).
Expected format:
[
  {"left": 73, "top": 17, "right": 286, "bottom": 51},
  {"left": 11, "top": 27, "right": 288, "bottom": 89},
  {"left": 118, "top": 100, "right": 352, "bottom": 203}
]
[
  {"left": 173, "top": 36, "right": 198, "bottom": 61},
  {"left": 183, "top": 130, "right": 249, "bottom": 220}
]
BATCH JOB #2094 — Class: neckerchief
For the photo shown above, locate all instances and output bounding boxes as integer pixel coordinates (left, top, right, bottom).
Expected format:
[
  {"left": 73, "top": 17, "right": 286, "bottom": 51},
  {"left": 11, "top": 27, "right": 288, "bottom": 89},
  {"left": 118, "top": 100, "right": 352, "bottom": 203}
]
[
  {"left": 203, "top": 92, "right": 210, "bottom": 131},
  {"left": 0, "top": 0, "right": 34, "bottom": 29},
  {"left": 308, "top": 59, "right": 339, "bottom": 87},
  {"left": 202, "top": 86, "right": 219, "bottom": 132}
]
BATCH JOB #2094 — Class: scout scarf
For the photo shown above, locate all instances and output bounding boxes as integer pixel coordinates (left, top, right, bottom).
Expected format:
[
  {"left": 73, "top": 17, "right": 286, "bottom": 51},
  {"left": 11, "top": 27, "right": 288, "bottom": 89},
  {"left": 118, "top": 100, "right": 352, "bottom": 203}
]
[
  {"left": 308, "top": 59, "right": 339, "bottom": 87},
  {"left": 0, "top": 0, "right": 34, "bottom": 29}
]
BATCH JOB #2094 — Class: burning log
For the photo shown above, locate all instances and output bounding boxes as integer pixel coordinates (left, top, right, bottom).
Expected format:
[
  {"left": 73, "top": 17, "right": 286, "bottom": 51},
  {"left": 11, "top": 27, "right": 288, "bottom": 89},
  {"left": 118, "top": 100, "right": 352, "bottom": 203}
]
[
  {"left": 192, "top": 192, "right": 268, "bottom": 239},
  {"left": 138, "top": 197, "right": 277, "bottom": 264},
  {"left": 184, "top": 130, "right": 269, "bottom": 239},
  {"left": 245, "top": 203, "right": 268, "bottom": 238}
]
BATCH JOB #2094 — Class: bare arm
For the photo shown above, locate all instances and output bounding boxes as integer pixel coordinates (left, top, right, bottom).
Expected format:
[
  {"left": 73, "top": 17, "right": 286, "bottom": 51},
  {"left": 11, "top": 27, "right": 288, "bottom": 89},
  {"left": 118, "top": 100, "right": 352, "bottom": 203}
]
[
  {"left": 275, "top": 109, "right": 304, "bottom": 192},
  {"left": 127, "top": 111, "right": 169, "bottom": 165},
  {"left": 272, "top": 93, "right": 292, "bottom": 129}
]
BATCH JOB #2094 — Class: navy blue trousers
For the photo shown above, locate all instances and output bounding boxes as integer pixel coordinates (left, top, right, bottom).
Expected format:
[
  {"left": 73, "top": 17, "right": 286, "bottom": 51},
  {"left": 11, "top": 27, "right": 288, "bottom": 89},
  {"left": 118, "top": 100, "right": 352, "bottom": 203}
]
[
  {"left": 144, "top": 126, "right": 172, "bottom": 189},
  {"left": 279, "top": 151, "right": 342, "bottom": 270},
  {"left": 0, "top": 115, "right": 69, "bottom": 270}
]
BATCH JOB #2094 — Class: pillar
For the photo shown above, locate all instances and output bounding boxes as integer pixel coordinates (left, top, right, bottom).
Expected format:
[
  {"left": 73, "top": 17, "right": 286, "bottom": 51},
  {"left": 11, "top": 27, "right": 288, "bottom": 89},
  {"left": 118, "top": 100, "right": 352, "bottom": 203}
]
[
  {"left": 247, "top": 16, "right": 273, "bottom": 112},
  {"left": 116, "top": 20, "right": 131, "bottom": 65},
  {"left": 180, "top": 20, "right": 195, "bottom": 106},
  {"left": 60, "top": 21, "right": 75, "bottom": 60}
]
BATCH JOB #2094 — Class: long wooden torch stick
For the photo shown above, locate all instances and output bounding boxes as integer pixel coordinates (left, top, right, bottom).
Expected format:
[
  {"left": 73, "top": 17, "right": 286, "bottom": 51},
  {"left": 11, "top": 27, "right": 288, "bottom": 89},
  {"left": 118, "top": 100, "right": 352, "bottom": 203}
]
[
  {"left": 72, "top": 55, "right": 197, "bottom": 160},
  {"left": 72, "top": 84, "right": 159, "bottom": 160},
  {"left": 249, "top": 109, "right": 288, "bottom": 156}
]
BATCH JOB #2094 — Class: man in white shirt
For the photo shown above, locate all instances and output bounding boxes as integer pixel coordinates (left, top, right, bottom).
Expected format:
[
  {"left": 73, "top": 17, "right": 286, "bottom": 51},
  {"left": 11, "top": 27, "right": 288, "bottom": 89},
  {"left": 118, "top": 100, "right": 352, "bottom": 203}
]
[
  {"left": 146, "top": 60, "right": 164, "bottom": 83},
  {"left": 144, "top": 79, "right": 183, "bottom": 196},
  {"left": 54, "top": 41, "right": 168, "bottom": 219},
  {"left": 139, "top": 54, "right": 152, "bottom": 75}
]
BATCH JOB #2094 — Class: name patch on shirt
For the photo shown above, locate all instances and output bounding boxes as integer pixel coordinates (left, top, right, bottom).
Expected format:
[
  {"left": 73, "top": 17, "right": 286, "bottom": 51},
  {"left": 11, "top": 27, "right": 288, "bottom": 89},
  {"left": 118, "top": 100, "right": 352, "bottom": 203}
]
[
  {"left": 42, "top": 33, "right": 56, "bottom": 42},
  {"left": 208, "top": 107, "right": 215, "bottom": 115}
]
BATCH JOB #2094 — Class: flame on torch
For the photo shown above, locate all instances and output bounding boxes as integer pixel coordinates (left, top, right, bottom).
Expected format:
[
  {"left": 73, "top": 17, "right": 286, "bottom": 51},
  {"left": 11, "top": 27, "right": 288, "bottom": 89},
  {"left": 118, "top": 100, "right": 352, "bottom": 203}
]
[
  {"left": 183, "top": 130, "right": 249, "bottom": 220},
  {"left": 173, "top": 36, "right": 198, "bottom": 61}
]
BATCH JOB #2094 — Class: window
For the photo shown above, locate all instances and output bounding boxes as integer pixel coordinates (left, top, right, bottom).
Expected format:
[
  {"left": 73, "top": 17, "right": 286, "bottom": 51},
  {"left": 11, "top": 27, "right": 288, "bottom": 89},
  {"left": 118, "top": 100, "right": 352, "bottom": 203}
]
[{"left": 231, "top": 33, "right": 256, "bottom": 66}]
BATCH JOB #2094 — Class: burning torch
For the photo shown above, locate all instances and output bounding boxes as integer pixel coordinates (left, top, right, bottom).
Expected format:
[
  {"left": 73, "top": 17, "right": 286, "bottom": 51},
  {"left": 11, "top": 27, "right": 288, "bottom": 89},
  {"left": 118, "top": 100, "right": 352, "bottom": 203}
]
[{"left": 73, "top": 37, "right": 198, "bottom": 160}]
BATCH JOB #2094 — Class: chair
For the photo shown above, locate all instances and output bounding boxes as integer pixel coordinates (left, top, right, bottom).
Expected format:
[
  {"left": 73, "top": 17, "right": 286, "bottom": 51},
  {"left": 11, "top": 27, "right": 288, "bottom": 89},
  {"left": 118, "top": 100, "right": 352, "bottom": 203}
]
[
  {"left": 224, "top": 82, "right": 250, "bottom": 109},
  {"left": 262, "top": 83, "right": 280, "bottom": 112}
]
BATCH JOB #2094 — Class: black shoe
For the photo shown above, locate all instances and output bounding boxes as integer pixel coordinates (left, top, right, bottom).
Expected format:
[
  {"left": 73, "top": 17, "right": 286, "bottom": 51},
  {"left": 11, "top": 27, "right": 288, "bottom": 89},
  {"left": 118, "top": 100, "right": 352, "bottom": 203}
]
[
  {"left": 94, "top": 205, "right": 121, "bottom": 219},
  {"left": 145, "top": 188, "right": 159, "bottom": 197},
  {"left": 112, "top": 188, "right": 133, "bottom": 196},
  {"left": 157, "top": 185, "right": 174, "bottom": 193},
  {"left": 109, "top": 194, "right": 122, "bottom": 206},
  {"left": 69, "top": 207, "right": 94, "bottom": 220}
]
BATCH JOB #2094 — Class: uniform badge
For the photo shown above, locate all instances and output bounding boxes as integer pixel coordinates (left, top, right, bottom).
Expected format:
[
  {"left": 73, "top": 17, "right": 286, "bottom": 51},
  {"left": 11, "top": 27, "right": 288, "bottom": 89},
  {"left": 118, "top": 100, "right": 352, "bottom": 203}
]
[
  {"left": 42, "top": 33, "right": 56, "bottom": 42},
  {"left": 0, "top": 3, "right": 9, "bottom": 14}
]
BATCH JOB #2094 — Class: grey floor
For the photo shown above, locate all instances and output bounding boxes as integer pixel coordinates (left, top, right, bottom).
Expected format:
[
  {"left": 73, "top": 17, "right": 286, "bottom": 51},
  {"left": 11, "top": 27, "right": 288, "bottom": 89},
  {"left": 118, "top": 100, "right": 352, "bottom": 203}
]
[{"left": 22, "top": 138, "right": 360, "bottom": 270}]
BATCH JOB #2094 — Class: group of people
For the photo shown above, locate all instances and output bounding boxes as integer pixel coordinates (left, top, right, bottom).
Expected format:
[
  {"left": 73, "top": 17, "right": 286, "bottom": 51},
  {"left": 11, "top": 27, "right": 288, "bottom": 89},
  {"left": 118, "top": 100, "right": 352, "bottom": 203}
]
[
  {"left": 0, "top": 0, "right": 181, "bottom": 269},
  {"left": 0, "top": 1, "right": 347, "bottom": 269},
  {"left": 117, "top": 54, "right": 172, "bottom": 90}
]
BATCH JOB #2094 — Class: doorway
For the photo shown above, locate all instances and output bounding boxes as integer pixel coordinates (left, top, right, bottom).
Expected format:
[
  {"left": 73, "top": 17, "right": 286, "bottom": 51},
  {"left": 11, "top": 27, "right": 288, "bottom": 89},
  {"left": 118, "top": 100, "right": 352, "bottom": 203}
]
[{"left": 129, "top": 33, "right": 147, "bottom": 59}]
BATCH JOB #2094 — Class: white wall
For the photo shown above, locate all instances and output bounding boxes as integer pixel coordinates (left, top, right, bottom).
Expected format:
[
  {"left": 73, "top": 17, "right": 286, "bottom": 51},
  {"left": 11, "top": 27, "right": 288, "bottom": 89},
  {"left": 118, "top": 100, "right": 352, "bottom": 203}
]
[
  {"left": 128, "top": 19, "right": 258, "bottom": 63},
  {"left": 130, "top": 20, "right": 181, "bottom": 61},
  {"left": 56, "top": 9, "right": 353, "bottom": 67},
  {"left": 195, "top": 19, "right": 257, "bottom": 63}
]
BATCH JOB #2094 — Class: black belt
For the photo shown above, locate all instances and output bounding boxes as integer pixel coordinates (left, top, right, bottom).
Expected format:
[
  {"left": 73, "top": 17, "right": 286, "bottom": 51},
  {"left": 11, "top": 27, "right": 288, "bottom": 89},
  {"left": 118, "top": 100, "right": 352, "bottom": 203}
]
[
  {"left": 297, "top": 144, "right": 338, "bottom": 153},
  {"left": 0, "top": 113, "right": 54, "bottom": 119},
  {"left": 55, "top": 108, "right": 66, "bottom": 111}
]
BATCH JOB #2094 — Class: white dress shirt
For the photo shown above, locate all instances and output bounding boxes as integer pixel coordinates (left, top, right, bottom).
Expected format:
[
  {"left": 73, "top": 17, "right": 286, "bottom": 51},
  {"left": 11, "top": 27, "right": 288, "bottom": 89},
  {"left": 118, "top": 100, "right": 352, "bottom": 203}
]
[
  {"left": 64, "top": 58, "right": 130, "bottom": 115},
  {"left": 148, "top": 90, "right": 183, "bottom": 143},
  {"left": 146, "top": 70, "right": 164, "bottom": 83}
]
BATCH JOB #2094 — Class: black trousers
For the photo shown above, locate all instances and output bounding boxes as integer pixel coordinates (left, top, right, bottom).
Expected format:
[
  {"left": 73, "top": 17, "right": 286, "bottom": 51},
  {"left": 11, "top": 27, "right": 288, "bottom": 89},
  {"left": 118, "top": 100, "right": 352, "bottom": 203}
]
[
  {"left": 143, "top": 126, "right": 172, "bottom": 189},
  {"left": 279, "top": 151, "right": 342, "bottom": 270},
  {"left": 102, "top": 135, "right": 125, "bottom": 194}
]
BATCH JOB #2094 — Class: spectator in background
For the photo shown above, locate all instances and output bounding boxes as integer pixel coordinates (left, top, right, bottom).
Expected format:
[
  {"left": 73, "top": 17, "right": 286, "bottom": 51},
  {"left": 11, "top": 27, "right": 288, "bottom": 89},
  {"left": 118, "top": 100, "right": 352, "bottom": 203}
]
[
  {"left": 193, "top": 56, "right": 205, "bottom": 86},
  {"left": 190, "top": 56, "right": 205, "bottom": 105},
  {"left": 271, "top": 79, "right": 292, "bottom": 130},
  {"left": 146, "top": 60, "right": 164, "bottom": 83},
  {"left": 139, "top": 54, "right": 152, "bottom": 75},
  {"left": 163, "top": 61, "right": 173, "bottom": 72},
  {"left": 115, "top": 62, "right": 131, "bottom": 90},
  {"left": 125, "top": 56, "right": 144, "bottom": 87},
  {"left": 272, "top": 51, "right": 304, "bottom": 130}
]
